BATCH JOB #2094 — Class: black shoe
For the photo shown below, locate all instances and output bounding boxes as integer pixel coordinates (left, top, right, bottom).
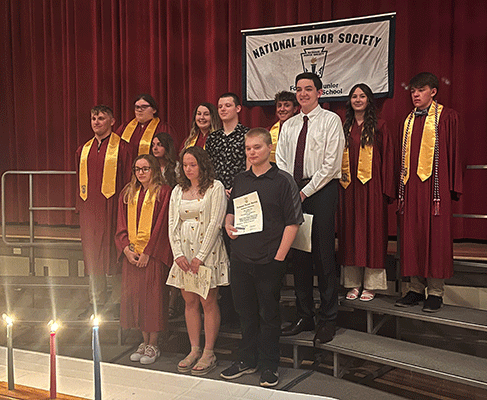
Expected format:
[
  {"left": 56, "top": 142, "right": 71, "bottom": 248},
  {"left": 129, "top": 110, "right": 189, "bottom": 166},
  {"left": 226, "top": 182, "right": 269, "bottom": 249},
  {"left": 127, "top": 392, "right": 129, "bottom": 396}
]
[
  {"left": 260, "top": 369, "right": 279, "bottom": 388},
  {"left": 422, "top": 295, "right": 443, "bottom": 312},
  {"left": 281, "top": 318, "right": 315, "bottom": 336},
  {"left": 395, "top": 291, "right": 425, "bottom": 307},
  {"left": 77, "top": 305, "right": 94, "bottom": 320},
  {"left": 220, "top": 361, "right": 258, "bottom": 380},
  {"left": 313, "top": 320, "right": 336, "bottom": 346}
]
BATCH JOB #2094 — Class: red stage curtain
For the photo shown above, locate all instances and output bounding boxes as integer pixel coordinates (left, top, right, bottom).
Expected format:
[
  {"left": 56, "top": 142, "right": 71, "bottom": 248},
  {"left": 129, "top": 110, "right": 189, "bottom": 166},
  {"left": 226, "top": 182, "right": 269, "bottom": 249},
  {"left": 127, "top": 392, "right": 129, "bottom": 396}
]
[{"left": 0, "top": 0, "right": 486, "bottom": 239}]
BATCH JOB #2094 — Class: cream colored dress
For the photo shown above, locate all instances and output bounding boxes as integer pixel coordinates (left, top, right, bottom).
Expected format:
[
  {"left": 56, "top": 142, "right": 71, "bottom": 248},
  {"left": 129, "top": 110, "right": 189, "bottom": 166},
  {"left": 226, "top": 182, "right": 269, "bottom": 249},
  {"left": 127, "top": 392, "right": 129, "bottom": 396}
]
[{"left": 167, "top": 180, "right": 229, "bottom": 289}]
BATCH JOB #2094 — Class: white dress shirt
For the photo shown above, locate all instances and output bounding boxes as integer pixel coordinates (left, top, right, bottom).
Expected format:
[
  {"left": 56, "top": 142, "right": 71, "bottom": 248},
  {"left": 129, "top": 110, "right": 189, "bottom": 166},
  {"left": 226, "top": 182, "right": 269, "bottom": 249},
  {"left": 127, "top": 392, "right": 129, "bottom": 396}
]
[{"left": 276, "top": 104, "right": 345, "bottom": 198}]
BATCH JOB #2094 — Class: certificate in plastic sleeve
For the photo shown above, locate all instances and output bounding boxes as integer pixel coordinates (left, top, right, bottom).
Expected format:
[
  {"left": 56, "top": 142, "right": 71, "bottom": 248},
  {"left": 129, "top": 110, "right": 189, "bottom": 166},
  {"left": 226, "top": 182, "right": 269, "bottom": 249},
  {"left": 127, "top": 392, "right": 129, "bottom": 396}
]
[{"left": 232, "top": 191, "right": 263, "bottom": 235}]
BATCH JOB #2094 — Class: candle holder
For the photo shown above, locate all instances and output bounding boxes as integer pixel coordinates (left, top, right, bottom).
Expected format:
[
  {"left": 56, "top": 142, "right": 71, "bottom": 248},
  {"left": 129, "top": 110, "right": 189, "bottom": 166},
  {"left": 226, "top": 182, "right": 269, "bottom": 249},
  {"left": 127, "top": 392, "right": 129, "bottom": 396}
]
[
  {"left": 91, "top": 315, "right": 102, "bottom": 400},
  {"left": 48, "top": 320, "right": 60, "bottom": 400},
  {"left": 2, "top": 314, "right": 14, "bottom": 390}
]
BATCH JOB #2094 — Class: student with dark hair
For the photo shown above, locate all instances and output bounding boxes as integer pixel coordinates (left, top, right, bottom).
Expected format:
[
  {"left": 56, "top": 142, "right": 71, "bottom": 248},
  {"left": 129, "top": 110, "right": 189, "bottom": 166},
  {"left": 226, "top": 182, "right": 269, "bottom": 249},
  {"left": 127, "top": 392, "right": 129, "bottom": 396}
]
[
  {"left": 221, "top": 128, "right": 303, "bottom": 387},
  {"left": 205, "top": 92, "right": 249, "bottom": 326},
  {"left": 150, "top": 132, "right": 178, "bottom": 188},
  {"left": 276, "top": 72, "right": 344, "bottom": 345},
  {"left": 116, "top": 94, "right": 175, "bottom": 159},
  {"left": 395, "top": 72, "right": 463, "bottom": 312},
  {"left": 268, "top": 91, "right": 299, "bottom": 163},
  {"left": 115, "top": 154, "right": 172, "bottom": 365},
  {"left": 167, "top": 146, "right": 229, "bottom": 375},
  {"left": 338, "top": 83, "right": 395, "bottom": 302}
]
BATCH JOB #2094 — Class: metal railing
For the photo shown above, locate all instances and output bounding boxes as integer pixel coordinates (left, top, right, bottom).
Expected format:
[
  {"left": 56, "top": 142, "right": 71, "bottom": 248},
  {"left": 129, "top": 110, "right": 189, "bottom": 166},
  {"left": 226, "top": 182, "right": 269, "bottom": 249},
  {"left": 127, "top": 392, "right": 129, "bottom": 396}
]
[
  {"left": 453, "top": 165, "right": 487, "bottom": 219},
  {"left": 1, "top": 170, "right": 79, "bottom": 275}
]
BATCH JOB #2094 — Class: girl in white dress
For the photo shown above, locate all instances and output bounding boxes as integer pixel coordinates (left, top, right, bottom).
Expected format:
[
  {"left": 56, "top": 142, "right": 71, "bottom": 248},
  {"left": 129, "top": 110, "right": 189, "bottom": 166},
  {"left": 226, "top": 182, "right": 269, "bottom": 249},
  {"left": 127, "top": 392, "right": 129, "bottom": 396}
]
[{"left": 167, "top": 146, "right": 229, "bottom": 375}]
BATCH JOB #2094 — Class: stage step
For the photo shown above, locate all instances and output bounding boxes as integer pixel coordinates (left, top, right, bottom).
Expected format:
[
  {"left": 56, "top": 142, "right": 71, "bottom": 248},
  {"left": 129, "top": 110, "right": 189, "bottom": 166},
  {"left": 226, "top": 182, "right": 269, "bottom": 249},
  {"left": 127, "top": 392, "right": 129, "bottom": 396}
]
[
  {"left": 340, "top": 296, "right": 487, "bottom": 334},
  {"left": 280, "top": 328, "right": 487, "bottom": 390}
]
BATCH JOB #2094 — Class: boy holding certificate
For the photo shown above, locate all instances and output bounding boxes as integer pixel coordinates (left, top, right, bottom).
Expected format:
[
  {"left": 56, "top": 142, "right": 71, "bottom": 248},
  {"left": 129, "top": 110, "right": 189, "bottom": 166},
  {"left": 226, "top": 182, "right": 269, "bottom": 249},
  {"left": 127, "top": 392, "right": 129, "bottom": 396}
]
[{"left": 222, "top": 128, "right": 303, "bottom": 388}]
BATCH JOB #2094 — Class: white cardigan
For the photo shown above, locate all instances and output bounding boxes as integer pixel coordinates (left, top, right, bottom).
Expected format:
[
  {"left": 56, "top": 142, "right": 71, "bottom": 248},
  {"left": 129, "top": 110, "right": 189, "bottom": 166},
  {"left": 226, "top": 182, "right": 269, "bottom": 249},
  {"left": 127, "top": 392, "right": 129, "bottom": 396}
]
[{"left": 168, "top": 179, "right": 228, "bottom": 265}]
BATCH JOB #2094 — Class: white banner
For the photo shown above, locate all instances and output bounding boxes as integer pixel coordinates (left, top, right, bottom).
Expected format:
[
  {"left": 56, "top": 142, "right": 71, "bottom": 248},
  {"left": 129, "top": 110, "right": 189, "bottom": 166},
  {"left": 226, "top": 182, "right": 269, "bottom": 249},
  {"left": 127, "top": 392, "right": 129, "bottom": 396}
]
[{"left": 241, "top": 13, "right": 395, "bottom": 105}]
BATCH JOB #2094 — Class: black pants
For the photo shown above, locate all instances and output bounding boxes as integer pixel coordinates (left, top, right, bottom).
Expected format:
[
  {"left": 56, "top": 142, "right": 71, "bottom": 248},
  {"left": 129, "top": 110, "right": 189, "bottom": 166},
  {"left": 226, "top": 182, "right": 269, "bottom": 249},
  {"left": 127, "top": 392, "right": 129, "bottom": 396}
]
[
  {"left": 294, "top": 179, "right": 338, "bottom": 324},
  {"left": 231, "top": 258, "right": 286, "bottom": 371},
  {"left": 219, "top": 229, "right": 239, "bottom": 324}
]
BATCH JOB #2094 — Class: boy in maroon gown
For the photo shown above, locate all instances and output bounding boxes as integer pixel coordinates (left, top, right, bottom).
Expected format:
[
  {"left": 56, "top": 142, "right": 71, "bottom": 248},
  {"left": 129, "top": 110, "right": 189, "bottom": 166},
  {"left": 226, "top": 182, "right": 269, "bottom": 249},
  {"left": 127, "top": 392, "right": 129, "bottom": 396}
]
[
  {"left": 395, "top": 72, "right": 463, "bottom": 312},
  {"left": 76, "top": 105, "right": 132, "bottom": 319}
]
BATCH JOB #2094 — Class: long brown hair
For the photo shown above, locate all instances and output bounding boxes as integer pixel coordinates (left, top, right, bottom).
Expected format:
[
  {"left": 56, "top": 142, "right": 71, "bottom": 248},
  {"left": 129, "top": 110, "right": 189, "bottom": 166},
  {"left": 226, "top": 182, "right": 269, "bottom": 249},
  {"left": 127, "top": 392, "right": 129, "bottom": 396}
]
[
  {"left": 150, "top": 132, "right": 177, "bottom": 188},
  {"left": 122, "top": 154, "right": 164, "bottom": 204},
  {"left": 183, "top": 103, "right": 221, "bottom": 149},
  {"left": 343, "top": 83, "right": 377, "bottom": 148},
  {"left": 178, "top": 146, "right": 215, "bottom": 196}
]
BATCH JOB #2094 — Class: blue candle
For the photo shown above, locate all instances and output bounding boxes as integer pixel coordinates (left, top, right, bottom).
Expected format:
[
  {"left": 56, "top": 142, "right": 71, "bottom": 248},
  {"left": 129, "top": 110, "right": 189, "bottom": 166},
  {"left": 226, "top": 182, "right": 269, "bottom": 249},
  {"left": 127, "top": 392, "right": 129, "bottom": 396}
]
[
  {"left": 3, "top": 314, "right": 14, "bottom": 390},
  {"left": 92, "top": 316, "right": 102, "bottom": 400}
]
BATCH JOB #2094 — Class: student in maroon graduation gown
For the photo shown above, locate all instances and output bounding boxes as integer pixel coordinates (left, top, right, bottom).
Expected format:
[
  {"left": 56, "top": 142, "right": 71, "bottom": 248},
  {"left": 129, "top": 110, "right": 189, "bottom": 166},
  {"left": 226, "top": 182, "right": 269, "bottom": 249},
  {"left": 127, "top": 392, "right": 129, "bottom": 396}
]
[
  {"left": 115, "top": 154, "right": 172, "bottom": 364},
  {"left": 150, "top": 132, "right": 180, "bottom": 319},
  {"left": 395, "top": 72, "right": 463, "bottom": 312},
  {"left": 181, "top": 103, "right": 221, "bottom": 151},
  {"left": 151, "top": 132, "right": 178, "bottom": 189},
  {"left": 167, "top": 146, "right": 229, "bottom": 376},
  {"left": 338, "top": 84, "right": 395, "bottom": 302},
  {"left": 116, "top": 94, "right": 174, "bottom": 159},
  {"left": 76, "top": 105, "right": 132, "bottom": 320},
  {"left": 267, "top": 91, "right": 299, "bottom": 163}
]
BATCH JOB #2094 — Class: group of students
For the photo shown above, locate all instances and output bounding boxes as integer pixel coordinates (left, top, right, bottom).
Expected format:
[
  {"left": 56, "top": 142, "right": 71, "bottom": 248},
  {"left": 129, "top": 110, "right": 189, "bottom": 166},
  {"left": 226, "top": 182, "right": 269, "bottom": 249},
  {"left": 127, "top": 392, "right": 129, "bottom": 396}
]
[{"left": 76, "top": 70, "right": 462, "bottom": 388}]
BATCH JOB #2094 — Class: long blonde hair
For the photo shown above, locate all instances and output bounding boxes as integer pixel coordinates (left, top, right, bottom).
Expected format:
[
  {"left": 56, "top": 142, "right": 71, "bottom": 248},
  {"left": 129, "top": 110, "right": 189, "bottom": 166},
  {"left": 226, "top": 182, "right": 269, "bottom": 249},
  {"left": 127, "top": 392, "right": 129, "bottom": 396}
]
[
  {"left": 183, "top": 103, "right": 221, "bottom": 149},
  {"left": 122, "top": 154, "right": 164, "bottom": 204}
]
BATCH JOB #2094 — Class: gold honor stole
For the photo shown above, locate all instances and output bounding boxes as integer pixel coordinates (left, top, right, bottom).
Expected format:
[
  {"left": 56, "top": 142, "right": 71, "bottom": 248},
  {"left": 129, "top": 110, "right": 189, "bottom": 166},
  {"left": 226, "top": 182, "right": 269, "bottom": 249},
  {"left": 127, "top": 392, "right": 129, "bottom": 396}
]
[
  {"left": 128, "top": 188, "right": 156, "bottom": 254},
  {"left": 269, "top": 121, "right": 280, "bottom": 163},
  {"left": 340, "top": 127, "right": 373, "bottom": 189},
  {"left": 402, "top": 104, "right": 443, "bottom": 184},
  {"left": 186, "top": 132, "right": 206, "bottom": 149},
  {"left": 121, "top": 117, "right": 160, "bottom": 155},
  {"left": 79, "top": 133, "right": 121, "bottom": 200}
]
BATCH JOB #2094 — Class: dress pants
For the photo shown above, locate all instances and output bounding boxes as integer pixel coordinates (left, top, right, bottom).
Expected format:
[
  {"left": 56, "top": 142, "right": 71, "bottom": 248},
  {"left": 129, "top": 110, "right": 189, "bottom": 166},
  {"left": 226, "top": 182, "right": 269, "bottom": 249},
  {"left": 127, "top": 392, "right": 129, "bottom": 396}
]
[
  {"left": 231, "top": 258, "right": 286, "bottom": 371},
  {"left": 293, "top": 180, "right": 338, "bottom": 324}
]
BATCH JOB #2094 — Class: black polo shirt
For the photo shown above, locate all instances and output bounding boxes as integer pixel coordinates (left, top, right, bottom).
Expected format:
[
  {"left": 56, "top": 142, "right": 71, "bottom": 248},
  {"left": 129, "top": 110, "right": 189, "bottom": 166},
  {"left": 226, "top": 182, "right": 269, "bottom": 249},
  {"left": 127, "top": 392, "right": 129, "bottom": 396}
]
[{"left": 228, "top": 164, "right": 304, "bottom": 264}]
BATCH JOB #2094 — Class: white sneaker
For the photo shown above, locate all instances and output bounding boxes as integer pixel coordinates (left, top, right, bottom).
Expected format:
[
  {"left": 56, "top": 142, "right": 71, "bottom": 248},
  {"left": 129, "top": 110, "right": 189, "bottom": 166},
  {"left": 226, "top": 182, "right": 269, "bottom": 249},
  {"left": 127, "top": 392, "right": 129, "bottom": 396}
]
[
  {"left": 140, "top": 344, "right": 160, "bottom": 365},
  {"left": 130, "top": 343, "right": 146, "bottom": 362}
]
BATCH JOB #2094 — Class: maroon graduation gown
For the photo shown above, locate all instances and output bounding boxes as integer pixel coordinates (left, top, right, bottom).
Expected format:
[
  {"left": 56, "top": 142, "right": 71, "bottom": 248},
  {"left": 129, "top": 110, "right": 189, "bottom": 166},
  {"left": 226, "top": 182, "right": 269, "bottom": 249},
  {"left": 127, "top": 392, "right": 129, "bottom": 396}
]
[
  {"left": 116, "top": 119, "right": 176, "bottom": 160},
  {"left": 337, "top": 119, "right": 396, "bottom": 269},
  {"left": 115, "top": 186, "right": 173, "bottom": 332},
  {"left": 75, "top": 134, "right": 132, "bottom": 275},
  {"left": 399, "top": 107, "right": 463, "bottom": 279}
]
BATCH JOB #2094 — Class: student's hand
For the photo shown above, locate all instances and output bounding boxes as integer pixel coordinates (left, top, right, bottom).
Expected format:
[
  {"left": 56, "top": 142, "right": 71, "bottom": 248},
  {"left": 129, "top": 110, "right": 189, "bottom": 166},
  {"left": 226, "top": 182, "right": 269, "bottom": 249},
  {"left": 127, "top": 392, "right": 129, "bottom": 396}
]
[
  {"left": 225, "top": 188, "right": 232, "bottom": 200},
  {"left": 136, "top": 253, "right": 149, "bottom": 268},
  {"left": 225, "top": 223, "right": 238, "bottom": 240},
  {"left": 300, "top": 191, "right": 307, "bottom": 202},
  {"left": 124, "top": 246, "right": 139, "bottom": 265},
  {"left": 175, "top": 256, "right": 190, "bottom": 272},
  {"left": 190, "top": 258, "right": 203, "bottom": 274}
]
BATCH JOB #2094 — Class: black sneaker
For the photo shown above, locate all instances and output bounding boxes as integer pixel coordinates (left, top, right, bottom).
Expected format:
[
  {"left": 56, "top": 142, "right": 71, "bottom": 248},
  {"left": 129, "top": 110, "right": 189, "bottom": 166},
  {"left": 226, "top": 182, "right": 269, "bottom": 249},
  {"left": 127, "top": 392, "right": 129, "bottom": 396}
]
[
  {"left": 395, "top": 291, "right": 425, "bottom": 307},
  {"left": 260, "top": 369, "right": 279, "bottom": 388},
  {"left": 422, "top": 295, "right": 443, "bottom": 312},
  {"left": 220, "top": 361, "right": 258, "bottom": 380}
]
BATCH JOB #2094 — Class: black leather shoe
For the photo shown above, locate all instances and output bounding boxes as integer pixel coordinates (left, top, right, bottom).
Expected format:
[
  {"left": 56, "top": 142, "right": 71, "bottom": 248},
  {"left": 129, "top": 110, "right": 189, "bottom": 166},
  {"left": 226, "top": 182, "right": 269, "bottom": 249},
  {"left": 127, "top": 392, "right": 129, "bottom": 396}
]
[
  {"left": 395, "top": 291, "right": 425, "bottom": 307},
  {"left": 313, "top": 320, "right": 336, "bottom": 346},
  {"left": 281, "top": 318, "right": 315, "bottom": 336}
]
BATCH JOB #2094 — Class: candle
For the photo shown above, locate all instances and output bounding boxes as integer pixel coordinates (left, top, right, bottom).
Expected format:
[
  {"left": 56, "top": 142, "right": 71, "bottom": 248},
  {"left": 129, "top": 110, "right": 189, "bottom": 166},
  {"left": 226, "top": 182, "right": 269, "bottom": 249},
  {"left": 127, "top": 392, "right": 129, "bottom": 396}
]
[
  {"left": 48, "top": 320, "right": 59, "bottom": 399},
  {"left": 2, "top": 314, "right": 14, "bottom": 390},
  {"left": 91, "top": 315, "right": 102, "bottom": 400}
]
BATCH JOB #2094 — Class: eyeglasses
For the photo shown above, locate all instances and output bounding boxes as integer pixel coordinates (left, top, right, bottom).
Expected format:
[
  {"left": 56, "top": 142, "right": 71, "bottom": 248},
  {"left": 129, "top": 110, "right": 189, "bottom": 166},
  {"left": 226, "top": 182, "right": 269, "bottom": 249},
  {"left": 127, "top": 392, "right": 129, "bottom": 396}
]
[
  {"left": 134, "top": 166, "right": 151, "bottom": 174},
  {"left": 135, "top": 104, "right": 151, "bottom": 111}
]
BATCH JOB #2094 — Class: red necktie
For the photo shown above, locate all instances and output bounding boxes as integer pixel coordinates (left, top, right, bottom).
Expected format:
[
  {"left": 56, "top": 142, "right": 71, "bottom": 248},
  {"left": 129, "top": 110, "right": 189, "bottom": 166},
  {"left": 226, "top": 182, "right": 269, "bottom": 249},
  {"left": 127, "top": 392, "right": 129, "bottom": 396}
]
[{"left": 293, "top": 115, "right": 308, "bottom": 183}]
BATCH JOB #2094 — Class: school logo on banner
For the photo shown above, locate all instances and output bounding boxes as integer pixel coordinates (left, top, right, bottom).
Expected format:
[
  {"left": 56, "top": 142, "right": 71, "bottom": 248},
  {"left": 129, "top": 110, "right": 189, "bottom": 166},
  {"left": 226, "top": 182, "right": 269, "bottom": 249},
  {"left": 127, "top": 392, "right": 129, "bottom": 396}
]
[
  {"left": 241, "top": 13, "right": 396, "bottom": 105},
  {"left": 301, "top": 47, "right": 327, "bottom": 78}
]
